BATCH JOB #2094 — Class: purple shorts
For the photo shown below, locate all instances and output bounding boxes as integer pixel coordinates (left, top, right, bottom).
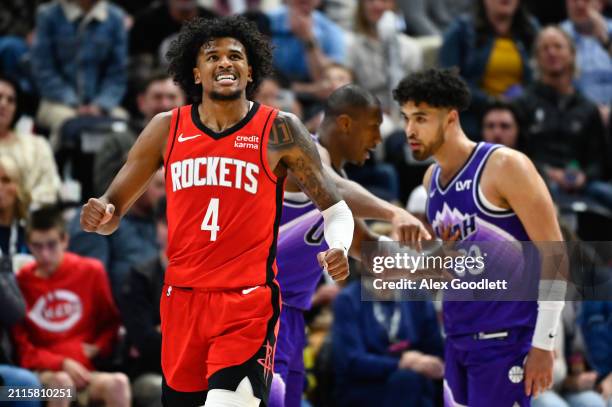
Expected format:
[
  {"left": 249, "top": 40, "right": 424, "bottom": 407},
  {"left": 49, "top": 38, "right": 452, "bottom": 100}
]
[
  {"left": 270, "top": 305, "right": 306, "bottom": 407},
  {"left": 444, "top": 328, "right": 532, "bottom": 407}
]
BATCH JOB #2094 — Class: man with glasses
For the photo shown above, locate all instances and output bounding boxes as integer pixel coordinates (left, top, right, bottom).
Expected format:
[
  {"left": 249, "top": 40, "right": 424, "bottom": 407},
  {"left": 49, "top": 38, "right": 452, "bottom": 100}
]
[{"left": 11, "top": 206, "right": 131, "bottom": 407}]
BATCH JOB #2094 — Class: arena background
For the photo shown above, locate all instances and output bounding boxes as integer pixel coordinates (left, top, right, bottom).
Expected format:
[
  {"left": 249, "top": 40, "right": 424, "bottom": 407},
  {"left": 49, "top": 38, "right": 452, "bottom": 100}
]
[{"left": 0, "top": 0, "right": 610, "bottom": 406}]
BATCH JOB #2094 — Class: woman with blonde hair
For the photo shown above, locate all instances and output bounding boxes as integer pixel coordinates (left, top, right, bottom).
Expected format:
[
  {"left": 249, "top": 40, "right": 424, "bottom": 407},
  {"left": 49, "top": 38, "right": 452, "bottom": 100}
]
[
  {"left": 0, "top": 75, "right": 60, "bottom": 207},
  {"left": 0, "top": 154, "right": 30, "bottom": 257},
  {"left": 0, "top": 154, "right": 41, "bottom": 407}
]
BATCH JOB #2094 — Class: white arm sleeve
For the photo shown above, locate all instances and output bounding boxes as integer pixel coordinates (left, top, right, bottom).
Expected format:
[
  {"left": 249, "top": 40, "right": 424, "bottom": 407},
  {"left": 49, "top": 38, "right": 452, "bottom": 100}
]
[
  {"left": 322, "top": 200, "right": 354, "bottom": 256},
  {"left": 532, "top": 280, "right": 566, "bottom": 351}
]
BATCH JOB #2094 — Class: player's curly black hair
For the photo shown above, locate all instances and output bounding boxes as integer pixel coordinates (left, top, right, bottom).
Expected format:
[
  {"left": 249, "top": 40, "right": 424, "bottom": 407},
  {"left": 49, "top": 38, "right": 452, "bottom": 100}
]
[
  {"left": 392, "top": 68, "right": 471, "bottom": 112},
  {"left": 166, "top": 16, "right": 273, "bottom": 103}
]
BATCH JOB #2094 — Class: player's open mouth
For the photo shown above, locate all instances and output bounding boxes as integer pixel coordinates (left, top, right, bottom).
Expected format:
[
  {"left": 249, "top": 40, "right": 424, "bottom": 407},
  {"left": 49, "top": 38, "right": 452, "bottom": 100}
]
[{"left": 215, "top": 73, "right": 237, "bottom": 85}]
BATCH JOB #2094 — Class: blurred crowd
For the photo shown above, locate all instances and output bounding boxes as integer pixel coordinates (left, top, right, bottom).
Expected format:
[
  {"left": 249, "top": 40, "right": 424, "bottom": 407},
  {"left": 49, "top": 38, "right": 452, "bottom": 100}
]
[{"left": 0, "top": 0, "right": 611, "bottom": 406}]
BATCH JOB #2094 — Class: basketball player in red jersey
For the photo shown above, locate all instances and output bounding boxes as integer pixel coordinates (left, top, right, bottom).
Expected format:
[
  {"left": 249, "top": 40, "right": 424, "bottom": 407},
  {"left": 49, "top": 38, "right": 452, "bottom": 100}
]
[{"left": 80, "top": 17, "right": 354, "bottom": 407}]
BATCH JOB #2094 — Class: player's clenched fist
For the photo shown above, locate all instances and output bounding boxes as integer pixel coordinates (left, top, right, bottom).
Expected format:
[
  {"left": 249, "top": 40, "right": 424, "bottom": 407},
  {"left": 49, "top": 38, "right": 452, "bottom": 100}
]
[
  {"left": 317, "top": 248, "right": 349, "bottom": 281},
  {"left": 81, "top": 198, "right": 115, "bottom": 233}
]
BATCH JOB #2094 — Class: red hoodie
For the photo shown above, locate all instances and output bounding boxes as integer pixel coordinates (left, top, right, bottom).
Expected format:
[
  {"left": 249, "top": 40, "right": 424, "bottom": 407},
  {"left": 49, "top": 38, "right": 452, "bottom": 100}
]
[{"left": 12, "top": 252, "right": 120, "bottom": 371}]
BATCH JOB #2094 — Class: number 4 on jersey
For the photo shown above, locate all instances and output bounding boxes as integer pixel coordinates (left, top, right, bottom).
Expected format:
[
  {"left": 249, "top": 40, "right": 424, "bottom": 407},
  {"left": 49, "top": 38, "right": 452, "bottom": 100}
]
[{"left": 201, "top": 198, "right": 220, "bottom": 241}]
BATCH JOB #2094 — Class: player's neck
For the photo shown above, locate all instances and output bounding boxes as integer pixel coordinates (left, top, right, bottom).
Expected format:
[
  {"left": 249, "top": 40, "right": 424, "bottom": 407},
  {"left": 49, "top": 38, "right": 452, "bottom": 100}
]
[
  {"left": 198, "top": 97, "right": 250, "bottom": 133},
  {"left": 318, "top": 131, "right": 345, "bottom": 171},
  {"left": 434, "top": 132, "right": 477, "bottom": 179}
]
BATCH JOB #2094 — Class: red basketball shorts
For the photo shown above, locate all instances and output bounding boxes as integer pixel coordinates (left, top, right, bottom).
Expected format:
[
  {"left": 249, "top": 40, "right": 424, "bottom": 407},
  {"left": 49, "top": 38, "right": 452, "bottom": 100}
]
[{"left": 160, "top": 282, "right": 281, "bottom": 401}]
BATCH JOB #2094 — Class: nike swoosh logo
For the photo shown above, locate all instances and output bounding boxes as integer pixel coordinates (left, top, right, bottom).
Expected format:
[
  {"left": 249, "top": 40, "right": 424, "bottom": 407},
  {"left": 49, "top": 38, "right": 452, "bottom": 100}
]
[
  {"left": 178, "top": 133, "right": 202, "bottom": 142},
  {"left": 242, "top": 286, "right": 260, "bottom": 295}
]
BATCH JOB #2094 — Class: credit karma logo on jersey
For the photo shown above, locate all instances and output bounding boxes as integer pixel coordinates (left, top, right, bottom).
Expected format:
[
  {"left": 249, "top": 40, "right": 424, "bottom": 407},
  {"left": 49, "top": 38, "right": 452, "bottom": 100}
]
[
  {"left": 28, "top": 289, "right": 83, "bottom": 332},
  {"left": 169, "top": 156, "right": 259, "bottom": 194},
  {"left": 234, "top": 135, "right": 259, "bottom": 150}
]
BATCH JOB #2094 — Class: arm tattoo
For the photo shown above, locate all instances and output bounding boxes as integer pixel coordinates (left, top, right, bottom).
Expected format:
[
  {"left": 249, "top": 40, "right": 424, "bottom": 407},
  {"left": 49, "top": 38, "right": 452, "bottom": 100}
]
[
  {"left": 269, "top": 116, "right": 294, "bottom": 147},
  {"left": 269, "top": 114, "right": 340, "bottom": 209}
]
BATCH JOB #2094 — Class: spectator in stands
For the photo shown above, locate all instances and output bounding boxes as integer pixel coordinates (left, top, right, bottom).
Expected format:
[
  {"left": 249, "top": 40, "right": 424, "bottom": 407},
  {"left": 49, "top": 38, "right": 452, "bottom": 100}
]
[
  {"left": 267, "top": 0, "right": 347, "bottom": 112},
  {"left": 12, "top": 206, "right": 130, "bottom": 407},
  {"left": 514, "top": 26, "right": 612, "bottom": 209},
  {"left": 332, "top": 280, "right": 444, "bottom": 407},
  {"left": 324, "top": 62, "right": 354, "bottom": 91},
  {"left": 347, "top": 0, "right": 423, "bottom": 114},
  {"left": 580, "top": 302, "right": 612, "bottom": 406},
  {"left": 119, "top": 197, "right": 167, "bottom": 407},
  {"left": 94, "top": 72, "right": 184, "bottom": 196},
  {"left": 561, "top": 302, "right": 608, "bottom": 407},
  {"left": 31, "top": 0, "right": 128, "bottom": 148},
  {"left": 303, "top": 63, "right": 354, "bottom": 132},
  {"left": 254, "top": 76, "right": 284, "bottom": 110},
  {"left": 440, "top": 0, "right": 538, "bottom": 138},
  {"left": 481, "top": 100, "right": 523, "bottom": 149},
  {"left": 130, "top": 0, "right": 216, "bottom": 69},
  {"left": 0, "top": 0, "right": 43, "bottom": 105},
  {"left": 561, "top": 0, "right": 612, "bottom": 118},
  {"left": 0, "top": 156, "right": 29, "bottom": 258},
  {"left": 0, "top": 75, "right": 60, "bottom": 207},
  {"left": 0, "top": 203, "right": 40, "bottom": 407},
  {"left": 68, "top": 169, "right": 165, "bottom": 299},
  {"left": 0, "top": 155, "right": 34, "bottom": 275},
  {"left": 254, "top": 76, "right": 303, "bottom": 118}
]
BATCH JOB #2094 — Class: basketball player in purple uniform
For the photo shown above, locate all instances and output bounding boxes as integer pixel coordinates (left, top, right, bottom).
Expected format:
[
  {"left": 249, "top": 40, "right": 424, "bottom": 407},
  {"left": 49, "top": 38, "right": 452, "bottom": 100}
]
[
  {"left": 393, "top": 69, "right": 565, "bottom": 407},
  {"left": 270, "top": 85, "right": 430, "bottom": 407}
]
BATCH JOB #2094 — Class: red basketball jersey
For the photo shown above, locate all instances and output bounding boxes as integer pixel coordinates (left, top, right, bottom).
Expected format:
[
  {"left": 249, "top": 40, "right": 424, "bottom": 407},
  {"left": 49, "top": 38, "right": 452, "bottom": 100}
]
[{"left": 164, "top": 102, "right": 283, "bottom": 289}]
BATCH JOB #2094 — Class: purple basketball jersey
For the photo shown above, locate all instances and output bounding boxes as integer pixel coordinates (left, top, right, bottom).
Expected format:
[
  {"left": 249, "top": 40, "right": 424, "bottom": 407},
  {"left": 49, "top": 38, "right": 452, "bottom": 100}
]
[
  {"left": 276, "top": 191, "right": 328, "bottom": 310},
  {"left": 426, "top": 142, "right": 537, "bottom": 336}
]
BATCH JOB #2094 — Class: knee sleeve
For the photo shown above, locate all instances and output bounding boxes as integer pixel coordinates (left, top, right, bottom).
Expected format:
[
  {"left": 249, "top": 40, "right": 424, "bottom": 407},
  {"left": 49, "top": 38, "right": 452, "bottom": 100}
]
[{"left": 204, "top": 377, "right": 261, "bottom": 407}]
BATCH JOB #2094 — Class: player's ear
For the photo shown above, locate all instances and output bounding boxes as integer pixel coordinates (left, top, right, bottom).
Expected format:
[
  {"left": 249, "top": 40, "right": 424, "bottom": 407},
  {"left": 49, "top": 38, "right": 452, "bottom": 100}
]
[
  {"left": 247, "top": 66, "right": 253, "bottom": 83},
  {"left": 193, "top": 68, "right": 201, "bottom": 84},
  {"left": 337, "top": 114, "right": 351, "bottom": 132},
  {"left": 447, "top": 109, "right": 458, "bottom": 126}
]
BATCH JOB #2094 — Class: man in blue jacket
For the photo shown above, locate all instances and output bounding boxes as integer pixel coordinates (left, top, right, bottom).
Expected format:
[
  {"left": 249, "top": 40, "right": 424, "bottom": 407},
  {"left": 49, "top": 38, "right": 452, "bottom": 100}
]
[
  {"left": 332, "top": 279, "right": 444, "bottom": 407},
  {"left": 31, "top": 0, "right": 128, "bottom": 148}
]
